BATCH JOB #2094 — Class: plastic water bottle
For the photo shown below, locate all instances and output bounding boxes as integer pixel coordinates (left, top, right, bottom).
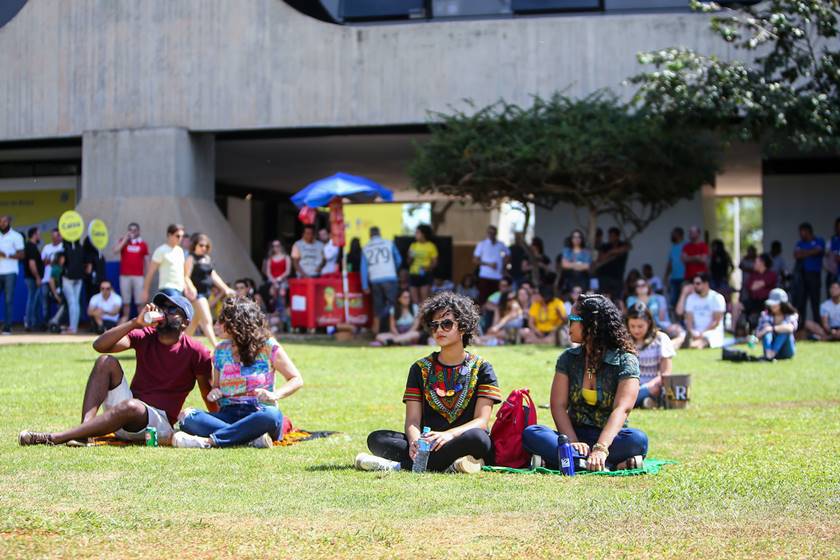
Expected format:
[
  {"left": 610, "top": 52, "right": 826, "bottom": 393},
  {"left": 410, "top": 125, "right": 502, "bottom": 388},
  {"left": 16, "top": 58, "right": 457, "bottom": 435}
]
[
  {"left": 557, "top": 433, "right": 576, "bottom": 476},
  {"left": 412, "top": 426, "right": 432, "bottom": 473}
]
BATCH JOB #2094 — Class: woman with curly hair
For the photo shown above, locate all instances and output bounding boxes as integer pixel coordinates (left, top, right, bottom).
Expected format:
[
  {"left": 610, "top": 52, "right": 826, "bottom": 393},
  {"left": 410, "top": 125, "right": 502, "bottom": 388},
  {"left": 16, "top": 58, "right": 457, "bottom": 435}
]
[
  {"left": 522, "top": 293, "right": 648, "bottom": 471},
  {"left": 357, "top": 292, "right": 502, "bottom": 473},
  {"left": 172, "top": 296, "right": 304, "bottom": 448}
]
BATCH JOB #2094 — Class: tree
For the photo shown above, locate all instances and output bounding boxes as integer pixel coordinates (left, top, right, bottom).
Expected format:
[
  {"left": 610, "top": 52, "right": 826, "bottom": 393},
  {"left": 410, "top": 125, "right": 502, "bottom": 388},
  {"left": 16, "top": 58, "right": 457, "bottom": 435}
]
[
  {"left": 409, "top": 92, "right": 721, "bottom": 244},
  {"left": 630, "top": 0, "right": 840, "bottom": 152}
]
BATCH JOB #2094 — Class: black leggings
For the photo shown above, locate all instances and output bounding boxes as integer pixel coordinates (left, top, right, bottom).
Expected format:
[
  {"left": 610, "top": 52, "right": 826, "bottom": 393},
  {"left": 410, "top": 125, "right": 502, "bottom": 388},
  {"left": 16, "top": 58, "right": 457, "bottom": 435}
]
[{"left": 367, "top": 428, "right": 493, "bottom": 472}]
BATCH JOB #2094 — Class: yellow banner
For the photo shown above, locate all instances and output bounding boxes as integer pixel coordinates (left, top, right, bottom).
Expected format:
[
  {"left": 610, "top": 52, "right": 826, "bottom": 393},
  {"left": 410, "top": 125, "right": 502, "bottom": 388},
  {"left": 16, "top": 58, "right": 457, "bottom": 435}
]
[
  {"left": 342, "top": 203, "right": 403, "bottom": 246},
  {"left": 0, "top": 188, "right": 76, "bottom": 232}
]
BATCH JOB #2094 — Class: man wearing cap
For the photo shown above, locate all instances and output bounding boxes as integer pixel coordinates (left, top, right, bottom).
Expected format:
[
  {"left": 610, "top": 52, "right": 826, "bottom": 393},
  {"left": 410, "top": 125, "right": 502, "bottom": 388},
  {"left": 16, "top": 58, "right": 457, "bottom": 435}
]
[{"left": 18, "top": 292, "right": 214, "bottom": 446}]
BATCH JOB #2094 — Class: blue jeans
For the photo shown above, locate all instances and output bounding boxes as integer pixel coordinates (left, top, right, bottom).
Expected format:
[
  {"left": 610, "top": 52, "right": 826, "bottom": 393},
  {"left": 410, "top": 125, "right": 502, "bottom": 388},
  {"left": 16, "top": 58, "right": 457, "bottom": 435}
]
[
  {"left": 522, "top": 424, "right": 648, "bottom": 469},
  {"left": 635, "top": 383, "right": 652, "bottom": 408},
  {"left": 62, "top": 278, "right": 83, "bottom": 332},
  {"left": 668, "top": 278, "right": 684, "bottom": 309},
  {"left": 762, "top": 332, "right": 795, "bottom": 359},
  {"left": 179, "top": 403, "right": 284, "bottom": 447},
  {"left": 24, "top": 278, "right": 46, "bottom": 329},
  {"left": 0, "top": 273, "right": 16, "bottom": 331}
]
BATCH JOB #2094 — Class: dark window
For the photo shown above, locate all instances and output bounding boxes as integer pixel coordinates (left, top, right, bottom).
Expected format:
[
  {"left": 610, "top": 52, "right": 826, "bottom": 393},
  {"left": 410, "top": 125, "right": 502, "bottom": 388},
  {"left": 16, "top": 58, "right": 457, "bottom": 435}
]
[
  {"left": 0, "top": 0, "right": 26, "bottom": 29},
  {"left": 341, "top": 0, "right": 427, "bottom": 21},
  {"left": 512, "top": 0, "right": 600, "bottom": 13}
]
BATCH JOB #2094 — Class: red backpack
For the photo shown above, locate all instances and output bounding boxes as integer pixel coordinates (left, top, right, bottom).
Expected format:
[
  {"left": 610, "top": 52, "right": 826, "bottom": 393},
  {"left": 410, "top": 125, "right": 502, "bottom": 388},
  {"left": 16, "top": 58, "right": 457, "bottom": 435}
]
[{"left": 490, "top": 388, "right": 537, "bottom": 468}]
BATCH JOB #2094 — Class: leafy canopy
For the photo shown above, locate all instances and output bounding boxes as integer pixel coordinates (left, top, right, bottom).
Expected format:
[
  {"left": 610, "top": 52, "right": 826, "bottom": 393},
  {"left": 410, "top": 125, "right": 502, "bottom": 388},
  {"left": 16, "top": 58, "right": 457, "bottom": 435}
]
[
  {"left": 409, "top": 92, "right": 721, "bottom": 240},
  {"left": 630, "top": 0, "right": 840, "bottom": 152}
]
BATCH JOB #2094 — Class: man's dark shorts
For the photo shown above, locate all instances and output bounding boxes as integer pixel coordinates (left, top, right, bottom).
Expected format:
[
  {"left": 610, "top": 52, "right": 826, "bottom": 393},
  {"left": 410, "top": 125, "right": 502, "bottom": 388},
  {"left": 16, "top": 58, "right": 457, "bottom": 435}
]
[{"left": 371, "top": 281, "right": 398, "bottom": 318}]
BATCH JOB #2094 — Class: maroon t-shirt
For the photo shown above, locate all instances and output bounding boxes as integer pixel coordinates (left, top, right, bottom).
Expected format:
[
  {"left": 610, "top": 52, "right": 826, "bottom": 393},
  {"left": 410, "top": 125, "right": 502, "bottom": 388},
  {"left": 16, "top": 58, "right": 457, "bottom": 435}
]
[
  {"left": 746, "top": 270, "right": 778, "bottom": 301},
  {"left": 127, "top": 328, "right": 212, "bottom": 424}
]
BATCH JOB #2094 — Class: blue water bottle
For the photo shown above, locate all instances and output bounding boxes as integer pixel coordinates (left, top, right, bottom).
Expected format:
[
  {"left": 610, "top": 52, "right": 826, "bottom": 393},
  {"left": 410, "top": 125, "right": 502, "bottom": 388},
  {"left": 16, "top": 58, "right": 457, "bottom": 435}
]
[
  {"left": 412, "top": 426, "right": 432, "bottom": 473},
  {"left": 557, "top": 433, "right": 576, "bottom": 476}
]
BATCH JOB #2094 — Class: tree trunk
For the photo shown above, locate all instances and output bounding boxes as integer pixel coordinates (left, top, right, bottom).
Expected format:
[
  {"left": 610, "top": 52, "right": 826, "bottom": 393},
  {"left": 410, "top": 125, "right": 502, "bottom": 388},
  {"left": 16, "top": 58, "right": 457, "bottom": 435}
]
[{"left": 587, "top": 206, "right": 598, "bottom": 250}]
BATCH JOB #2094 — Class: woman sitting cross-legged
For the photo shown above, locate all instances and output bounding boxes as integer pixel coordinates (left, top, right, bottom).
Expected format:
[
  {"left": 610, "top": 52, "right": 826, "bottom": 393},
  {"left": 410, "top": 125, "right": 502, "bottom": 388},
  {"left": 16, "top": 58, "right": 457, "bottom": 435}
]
[
  {"left": 172, "top": 296, "right": 304, "bottom": 448},
  {"left": 371, "top": 289, "right": 424, "bottom": 346},
  {"left": 755, "top": 288, "right": 798, "bottom": 361},
  {"left": 522, "top": 293, "right": 648, "bottom": 471},
  {"left": 625, "top": 302, "right": 675, "bottom": 409},
  {"left": 358, "top": 291, "right": 503, "bottom": 473}
]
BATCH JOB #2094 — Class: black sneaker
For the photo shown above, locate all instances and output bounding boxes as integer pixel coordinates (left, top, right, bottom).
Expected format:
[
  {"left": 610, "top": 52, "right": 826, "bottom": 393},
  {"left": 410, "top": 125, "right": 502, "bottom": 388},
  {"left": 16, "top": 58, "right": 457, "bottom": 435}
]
[{"left": 18, "top": 431, "right": 56, "bottom": 446}]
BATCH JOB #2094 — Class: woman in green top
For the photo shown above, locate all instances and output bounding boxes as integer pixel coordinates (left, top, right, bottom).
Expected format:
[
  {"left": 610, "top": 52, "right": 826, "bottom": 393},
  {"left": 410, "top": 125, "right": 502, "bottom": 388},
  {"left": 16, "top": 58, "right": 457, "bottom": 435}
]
[{"left": 523, "top": 293, "right": 648, "bottom": 471}]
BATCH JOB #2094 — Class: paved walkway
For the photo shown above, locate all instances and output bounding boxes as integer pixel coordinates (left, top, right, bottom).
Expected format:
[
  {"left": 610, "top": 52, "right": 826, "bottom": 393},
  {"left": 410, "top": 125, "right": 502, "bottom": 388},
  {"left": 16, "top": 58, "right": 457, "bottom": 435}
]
[{"left": 0, "top": 332, "right": 98, "bottom": 345}]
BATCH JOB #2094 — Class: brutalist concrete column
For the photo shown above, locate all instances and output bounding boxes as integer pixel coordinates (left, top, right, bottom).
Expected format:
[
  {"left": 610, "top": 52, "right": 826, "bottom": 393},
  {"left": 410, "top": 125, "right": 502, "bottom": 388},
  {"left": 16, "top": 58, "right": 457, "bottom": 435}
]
[{"left": 78, "top": 127, "right": 259, "bottom": 281}]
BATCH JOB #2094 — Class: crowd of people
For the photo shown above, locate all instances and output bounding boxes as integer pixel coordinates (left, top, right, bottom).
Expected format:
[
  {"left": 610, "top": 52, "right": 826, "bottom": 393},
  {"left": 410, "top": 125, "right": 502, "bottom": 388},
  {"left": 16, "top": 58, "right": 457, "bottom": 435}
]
[
  {"left": 13, "top": 214, "right": 840, "bottom": 479},
  {"left": 2, "top": 214, "right": 839, "bottom": 362}
]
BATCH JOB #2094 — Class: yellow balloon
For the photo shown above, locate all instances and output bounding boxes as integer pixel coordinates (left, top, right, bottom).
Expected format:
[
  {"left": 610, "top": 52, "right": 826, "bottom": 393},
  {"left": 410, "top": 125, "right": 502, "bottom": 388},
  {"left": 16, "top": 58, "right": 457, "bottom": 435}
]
[
  {"left": 88, "top": 219, "right": 109, "bottom": 251},
  {"left": 58, "top": 210, "right": 84, "bottom": 242}
]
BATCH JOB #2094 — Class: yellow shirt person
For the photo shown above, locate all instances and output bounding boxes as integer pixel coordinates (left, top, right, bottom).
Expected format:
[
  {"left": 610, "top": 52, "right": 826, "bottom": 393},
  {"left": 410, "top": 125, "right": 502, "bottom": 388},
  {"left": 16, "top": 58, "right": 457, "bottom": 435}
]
[
  {"left": 529, "top": 298, "right": 567, "bottom": 334},
  {"left": 408, "top": 241, "right": 438, "bottom": 276}
]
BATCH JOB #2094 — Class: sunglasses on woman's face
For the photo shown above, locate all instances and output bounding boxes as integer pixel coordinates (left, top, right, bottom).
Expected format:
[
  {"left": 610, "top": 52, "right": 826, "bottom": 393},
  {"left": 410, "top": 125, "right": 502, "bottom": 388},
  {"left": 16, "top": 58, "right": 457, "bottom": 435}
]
[
  {"left": 569, "top": 314, "right": 583, "bottom": 323},
  {"left": 428, "top": 319, "right": 455, "bottom": 333}
]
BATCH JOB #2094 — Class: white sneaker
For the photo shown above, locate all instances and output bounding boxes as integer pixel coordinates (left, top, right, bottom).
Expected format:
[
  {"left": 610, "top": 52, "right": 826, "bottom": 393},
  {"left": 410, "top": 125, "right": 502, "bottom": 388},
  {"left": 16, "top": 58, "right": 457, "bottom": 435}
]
[
  {"left": 171, "top": 431, "right": 211, "bottom": 449},
  {"left": 354, "top": 453, "right": 401, "bottom": 472},
  {"left": 642, "top": 397, "right": 657, "bottom": 409},
  {"left": 446, "top": 455, "right": 485, "bottom": 474},
  {"left": 249, "top": 433, "right": 273, "bottom": 448}
]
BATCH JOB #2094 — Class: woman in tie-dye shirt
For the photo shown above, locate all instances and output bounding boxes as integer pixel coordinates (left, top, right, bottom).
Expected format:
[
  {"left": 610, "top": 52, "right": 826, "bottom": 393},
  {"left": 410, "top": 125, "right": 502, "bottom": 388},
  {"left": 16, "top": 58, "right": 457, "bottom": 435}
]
[{"left": 173, "top": 296, "right": 304, "bottom": 448}]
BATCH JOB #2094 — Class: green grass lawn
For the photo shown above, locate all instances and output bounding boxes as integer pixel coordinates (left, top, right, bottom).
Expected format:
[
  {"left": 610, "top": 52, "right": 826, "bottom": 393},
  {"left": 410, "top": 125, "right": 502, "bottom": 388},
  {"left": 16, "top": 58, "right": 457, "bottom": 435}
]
[{"left": 1, "top": 340, "right": 838, "bottom": 559}]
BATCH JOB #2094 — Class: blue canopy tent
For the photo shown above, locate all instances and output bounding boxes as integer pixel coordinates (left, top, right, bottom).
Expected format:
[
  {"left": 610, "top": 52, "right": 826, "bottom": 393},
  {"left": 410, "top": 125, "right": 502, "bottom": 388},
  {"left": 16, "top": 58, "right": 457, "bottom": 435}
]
[
  {"left": 291, "top": 172, "right": 394, "bottom": 209},
  {"left": 291, "top": 173, "right": 394, "bottom": 327}
]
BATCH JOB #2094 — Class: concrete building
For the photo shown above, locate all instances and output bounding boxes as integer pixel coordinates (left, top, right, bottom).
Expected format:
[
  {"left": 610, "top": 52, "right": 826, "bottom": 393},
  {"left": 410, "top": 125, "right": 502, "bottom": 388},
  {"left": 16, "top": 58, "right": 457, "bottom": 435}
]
[{"left": 0, "top": 0, "right": 836, "bottom": 319}]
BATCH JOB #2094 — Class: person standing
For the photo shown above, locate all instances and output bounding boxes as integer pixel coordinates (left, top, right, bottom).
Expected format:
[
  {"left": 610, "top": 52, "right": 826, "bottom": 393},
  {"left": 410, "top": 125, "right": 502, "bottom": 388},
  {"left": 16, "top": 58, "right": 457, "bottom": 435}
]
[
  {"left": 0, "top": 215, "right": 24, "bottom": 334},
  {"left": 319, "top": 227, "right": 341, "bottom": 278},
  {"left": 185, "top": 233, "right": 234, "bottom": 347},
  {"left": 709, "top": 239, "right": 734, "bottom": 295},
  {"left": 114, "top": 222, "right": 149, "bottom": 322},
  {"left": 769, "top": 241, "right": 787, "bottom": 282},
  {"left": 507, "top": 231, "right": 529, "bottom": 289},
  {"left": 559, "top": 228, "right": 592, "bottom": 292},
  {"left": 291, "top": 224, "right": 324, "bottom": 279},
  {"left": 792, "top": 222, "right": 825, "bottom": 326},
  {"left": 683, "top": 272, "right": 726, "bottom": 349},
  {"left": 473, "top": 225, "right": 509, "bottom": 305},
  {"left": 361, "top": 226, "right": 402, "bottom": 335},
  {"left": 408, "top": 224, "right": 438, "bottom": 305},
  {"left": 61, "top": 237, "right": 86, "bottom": 334},
  {"left": 262, "top": 240, "right": 291, "bottom": 325},
  {"left": 593, "top": 227, "right": 631, "bottom": 300},
  {"left": 40, "top": 228, "right": 63, "bottom": 265},
  {"left": 23, "top": 227, "right": 46, "bottom": 332},
  {"left": 828, "top": 217, "right": 840, "bottom": 293},
  {"left": 681, "top": 226, "right": 710, "bottom": 284},
  {"left": 142, "top": 224, "right": 189, "bottom": 303},
  {"left": 664, "top": 227, "right": 686, "bottom": 308}
]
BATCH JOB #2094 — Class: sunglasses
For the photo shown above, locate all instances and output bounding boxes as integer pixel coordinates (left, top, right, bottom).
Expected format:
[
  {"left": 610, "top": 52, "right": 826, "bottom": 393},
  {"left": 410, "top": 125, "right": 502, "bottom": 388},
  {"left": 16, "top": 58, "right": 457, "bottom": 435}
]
[
  {"left": 569, "top": 314, "right": 583, "bottom": 323},
  {"left": 197, "top": 243, "right": 209, "bottom": 248},
  {"left": 428, "top": 319, "right": 455, "bottom": 333},
  {"left": 163, "top": 305, "right": 182, "bottom": 316}
]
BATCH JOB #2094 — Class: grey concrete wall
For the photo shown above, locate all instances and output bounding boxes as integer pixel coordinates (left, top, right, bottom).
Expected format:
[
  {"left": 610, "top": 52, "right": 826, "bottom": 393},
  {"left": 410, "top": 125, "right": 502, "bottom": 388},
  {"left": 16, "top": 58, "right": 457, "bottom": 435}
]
[
  {"left": 762, "top": 174, "right": 840, "bottom": 254},
  {"left": 78, "top": 128, "right": 259, "bottom": 279},
  {"left": 534, "top": 191, "right": 709, "bottom": 283},
  {"left": 82, "top": 128, "right": 214, "bottom": 200},
  {"left": 0, "top": 0, "right": 737, "bottom": 141}
]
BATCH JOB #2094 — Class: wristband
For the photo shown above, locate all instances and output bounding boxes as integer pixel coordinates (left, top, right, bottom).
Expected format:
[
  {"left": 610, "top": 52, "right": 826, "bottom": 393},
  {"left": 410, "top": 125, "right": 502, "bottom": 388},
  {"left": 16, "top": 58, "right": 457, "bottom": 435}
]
[{"left": 592, "top": 443, "right": 609, "bottom": 454}]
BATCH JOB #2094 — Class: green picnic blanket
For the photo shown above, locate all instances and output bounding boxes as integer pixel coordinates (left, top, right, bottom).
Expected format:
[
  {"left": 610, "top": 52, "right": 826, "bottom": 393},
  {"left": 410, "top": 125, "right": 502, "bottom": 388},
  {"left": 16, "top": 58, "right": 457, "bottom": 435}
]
[{"left": 482, "top": 458, "right": 676, "bottom": 477}]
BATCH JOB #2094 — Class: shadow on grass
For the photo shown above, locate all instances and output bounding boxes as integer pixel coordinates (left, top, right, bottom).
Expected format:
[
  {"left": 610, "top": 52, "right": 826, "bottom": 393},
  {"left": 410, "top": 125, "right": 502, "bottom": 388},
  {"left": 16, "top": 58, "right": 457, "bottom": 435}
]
[{"left": 305, "top": 464, "right": 356, "bottom": 472}]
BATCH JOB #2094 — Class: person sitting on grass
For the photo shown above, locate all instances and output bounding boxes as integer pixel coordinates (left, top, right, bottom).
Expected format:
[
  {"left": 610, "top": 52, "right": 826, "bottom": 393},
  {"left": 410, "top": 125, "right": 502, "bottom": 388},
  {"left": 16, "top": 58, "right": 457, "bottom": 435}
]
[
  {"left": 625, "top": 302, "right": 674, "bottom": 409},
  {"left": 805, "top": 280, "right": 840, "bottom": 341},
  {"left": 172, "top": 296, "right": 304, "bottom": 448},
  {"left": 357, "top": 291, "right": 502, "bottom": 473},
  {"left": 680, "top": 272, "right": 726, "bottom": 349},
  {"left": 372, "top": 288, "right": 423, "bottom": 346},
  {"left": 521, "top": 285, "right": 568, "bottom": 345},
  {"left": 522, "top": 293, "right": 648, "bottom": 471},
  {"left": 481, "top": 290, "right": 524, "bottom": 344},
  {"left": 19, "top": 292, "right": 214, "bottom": 446},
  {"left": 87, "top": 280, "right": 123, "bottom": 334},
  {"left": 754, "top": 289, "right": 798, "bottom": 361}
]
